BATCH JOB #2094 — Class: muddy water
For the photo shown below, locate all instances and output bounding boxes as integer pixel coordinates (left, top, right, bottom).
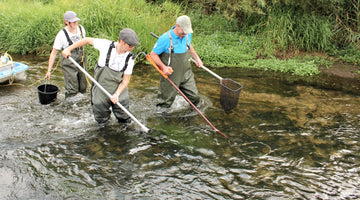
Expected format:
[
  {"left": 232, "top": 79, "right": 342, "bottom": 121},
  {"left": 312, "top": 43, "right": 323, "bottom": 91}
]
[{"left": 0, "top": 55, "right": 359, "bottom": 199}]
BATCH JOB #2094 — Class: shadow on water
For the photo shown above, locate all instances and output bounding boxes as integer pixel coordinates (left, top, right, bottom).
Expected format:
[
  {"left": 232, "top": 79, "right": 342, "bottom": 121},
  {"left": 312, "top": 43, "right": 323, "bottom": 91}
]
[{"left": 0, "top": 55, "right": 359, "bottom": 199}]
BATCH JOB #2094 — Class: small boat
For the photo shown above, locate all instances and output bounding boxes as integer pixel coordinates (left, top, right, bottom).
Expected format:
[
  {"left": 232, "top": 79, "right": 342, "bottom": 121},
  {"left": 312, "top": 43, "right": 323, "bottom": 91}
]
[{"left": 0, "top": 53, "right": 29, "bottom": 84}]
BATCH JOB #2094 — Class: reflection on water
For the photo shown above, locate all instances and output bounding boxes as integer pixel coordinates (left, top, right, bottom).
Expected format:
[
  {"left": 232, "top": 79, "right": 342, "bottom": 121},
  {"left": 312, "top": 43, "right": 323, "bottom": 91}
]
[{"left": 0, "top": 55, "right": 359, "bottom": 199}]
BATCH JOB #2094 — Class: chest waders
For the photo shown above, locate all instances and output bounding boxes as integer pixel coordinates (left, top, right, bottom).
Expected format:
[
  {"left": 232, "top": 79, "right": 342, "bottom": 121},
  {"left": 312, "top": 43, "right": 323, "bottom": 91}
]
[
  {"left": 91, "top": 41, "right": 134, "bottom": 124},
  {"left": 157, "top": 32, "right": 200, "bottom": 108},
  {"left": 61, "top": 25, "right": 87, "bottom": 97}
]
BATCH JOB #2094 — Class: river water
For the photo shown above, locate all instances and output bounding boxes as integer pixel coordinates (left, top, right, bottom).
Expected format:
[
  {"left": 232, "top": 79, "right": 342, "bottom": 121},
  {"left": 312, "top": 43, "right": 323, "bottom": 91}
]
[{"left": 0, "top": 55, "right": 359, "bottom": 199}]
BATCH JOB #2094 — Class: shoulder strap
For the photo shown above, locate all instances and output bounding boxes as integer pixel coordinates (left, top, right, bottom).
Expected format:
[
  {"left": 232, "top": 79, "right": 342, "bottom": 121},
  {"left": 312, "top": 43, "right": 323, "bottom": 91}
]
[
  {"left": 186, "top": 34, "right": 190, "bottom": 50},
  {"left": 62, "top": 28, "right": 73, "bottom": 47},
  {"left": 105, "top": 41, "right": 115, "bottom": 67},
  {"left": 121, "top": 53, "right": 134, "bottom": 72},
  {"left": 63, "top": 27, "right": 85, "bottom": 49},
  {"left": 167, "top": 31, "right": 173, "bottom": 65},
  {"left": 79, "top": 25, "right": 85, "bottom": 39}
]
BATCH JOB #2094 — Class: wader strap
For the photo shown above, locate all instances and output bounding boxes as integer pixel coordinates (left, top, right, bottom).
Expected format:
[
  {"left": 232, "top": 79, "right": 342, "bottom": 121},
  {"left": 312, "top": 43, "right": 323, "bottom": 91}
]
[
  {"left": 121, "top": 53, "right": 134, "bottom": 72},
  {"left": 62, "top": 28, "right": 73, "bottom": 46},
  {"left": 63, "top": 25, "right": 85, "bottom": 46},
  {"left": 101, "top": 41, "right": 133, "bottom": 73},
  {"left": 62, "top": 26, "right": 85, "bottom": 56},
  {"left": 186, "top": 35, "right": 190, "bottom": 50},
  {"left": 79, "top": 25, "right": 84, "bottom": 38},
  {"left": 79, "top": 25, "right": 85, "bottom": 63},
  {"left": 167, "top": 31, "right": 190, "bottom": 66},
  {"left": 105, "top": 41, "right": 115, "bottom": 67},
  {"left": 93, "top": 41, "right": 115, "bottom": 87},
  {"left": 167, "top": 31, "right": 173, "bottom": 66}
]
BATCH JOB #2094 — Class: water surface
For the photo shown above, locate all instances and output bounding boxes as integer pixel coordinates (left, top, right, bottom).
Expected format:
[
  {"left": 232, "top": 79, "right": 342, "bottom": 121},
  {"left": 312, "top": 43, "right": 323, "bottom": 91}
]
[{"left": 0, "top": 55, "right": 359, "bottom": 199}]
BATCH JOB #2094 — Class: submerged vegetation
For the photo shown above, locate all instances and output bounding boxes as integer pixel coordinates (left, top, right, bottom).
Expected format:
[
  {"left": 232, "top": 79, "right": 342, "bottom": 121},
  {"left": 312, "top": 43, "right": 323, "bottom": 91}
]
[{"left": 0, "top": 0, "right": 359, "bottom": 76}]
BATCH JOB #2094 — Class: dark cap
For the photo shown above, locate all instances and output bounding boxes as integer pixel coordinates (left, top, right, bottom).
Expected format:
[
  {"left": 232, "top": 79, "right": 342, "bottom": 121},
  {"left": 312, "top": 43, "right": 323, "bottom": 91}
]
[{"left": 119, "top": 28, "right": 139, "bottom": 47}]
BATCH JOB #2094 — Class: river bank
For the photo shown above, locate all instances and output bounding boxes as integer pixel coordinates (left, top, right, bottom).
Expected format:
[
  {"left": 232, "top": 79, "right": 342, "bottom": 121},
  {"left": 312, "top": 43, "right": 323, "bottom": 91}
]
[{"left": 317, "top": 61, "right": 359, "bottom": 94}]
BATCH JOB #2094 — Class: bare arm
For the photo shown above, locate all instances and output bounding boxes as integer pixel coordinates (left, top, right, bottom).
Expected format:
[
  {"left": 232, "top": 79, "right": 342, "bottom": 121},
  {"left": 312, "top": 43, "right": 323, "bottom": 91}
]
[
  {"left": 45, "top": 48, "right": 59, "bottom": 79},
  {"left": 190, "top": 44, "right": 203, "bottom": 67},
  {"left": 62, "top": 37, "right": 95, "bottom": 58},
  {"left": 110, "top": 74, "right": 131, "bottom": 104},
  {"left": 150, "top": 50, "right": 173, "bottom": 75}
]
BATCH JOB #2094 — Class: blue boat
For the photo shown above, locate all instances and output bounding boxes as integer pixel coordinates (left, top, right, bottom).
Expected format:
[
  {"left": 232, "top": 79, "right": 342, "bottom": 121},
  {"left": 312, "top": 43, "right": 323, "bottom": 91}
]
[{"left": 0, "top": 54, "right": 29, "bottom": 84}]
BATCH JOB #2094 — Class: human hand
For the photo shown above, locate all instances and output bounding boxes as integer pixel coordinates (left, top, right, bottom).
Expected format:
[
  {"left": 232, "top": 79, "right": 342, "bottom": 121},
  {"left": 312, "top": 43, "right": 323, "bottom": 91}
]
[
  {"left": 61, "top": 49, "right": 71, "bottom": 59},
  {"left": 163, "top": 66, "right": 173, "bottom": 76},
  {"left": 45, "top": 71, "right": 51, "bottom": 79},
  {"left": 110, "top": 92, "right": 119, "bottom": 104},
  {"left": 194, "top": 58, "right": 203, "bottom": 68}
]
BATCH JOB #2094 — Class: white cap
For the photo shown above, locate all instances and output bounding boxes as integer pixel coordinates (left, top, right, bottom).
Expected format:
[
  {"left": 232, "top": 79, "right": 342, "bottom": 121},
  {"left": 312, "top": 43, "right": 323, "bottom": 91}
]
[{"left": 176, "top": 15, "right": 193, "bottom": 34}]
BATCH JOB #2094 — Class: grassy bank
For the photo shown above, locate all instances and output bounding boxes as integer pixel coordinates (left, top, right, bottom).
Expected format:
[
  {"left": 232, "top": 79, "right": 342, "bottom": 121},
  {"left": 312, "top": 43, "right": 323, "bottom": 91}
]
[{"left": 0, "top": 0, "right": 355, "bottom": 76}]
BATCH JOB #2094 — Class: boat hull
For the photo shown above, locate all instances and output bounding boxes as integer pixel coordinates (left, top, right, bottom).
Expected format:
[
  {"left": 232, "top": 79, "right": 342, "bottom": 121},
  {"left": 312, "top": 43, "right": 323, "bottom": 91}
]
[{"left": 0, "top": 62, "right": 29, "bottom": 83}]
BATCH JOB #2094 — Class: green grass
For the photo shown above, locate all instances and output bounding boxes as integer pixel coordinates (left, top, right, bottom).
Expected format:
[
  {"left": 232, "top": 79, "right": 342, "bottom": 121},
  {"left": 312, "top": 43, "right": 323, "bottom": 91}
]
[{"left": 0, "top": 0, "right": 350, "bottom": 76}]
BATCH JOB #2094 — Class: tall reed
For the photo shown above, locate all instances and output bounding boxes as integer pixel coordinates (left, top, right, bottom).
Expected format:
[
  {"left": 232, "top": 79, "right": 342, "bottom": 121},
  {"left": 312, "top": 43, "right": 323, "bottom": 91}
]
[
  {"left": 252, "top": 7, "right": 333, "bottom": 56},
  {"left": 0, "top": 0, "right": 184, "bottom": 65}
]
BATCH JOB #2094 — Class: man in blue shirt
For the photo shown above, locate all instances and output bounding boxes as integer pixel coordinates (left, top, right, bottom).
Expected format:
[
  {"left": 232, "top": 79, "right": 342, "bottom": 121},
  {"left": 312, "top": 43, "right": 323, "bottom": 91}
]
[{"left": 150, "top": 15, "right": 204, "bottom": 109}]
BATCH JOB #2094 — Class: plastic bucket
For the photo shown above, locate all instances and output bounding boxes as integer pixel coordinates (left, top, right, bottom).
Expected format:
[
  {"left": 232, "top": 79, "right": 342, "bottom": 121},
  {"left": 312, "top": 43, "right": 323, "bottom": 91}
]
[{"left": 37, "top": 84, "right": 59, "bottom": 104}]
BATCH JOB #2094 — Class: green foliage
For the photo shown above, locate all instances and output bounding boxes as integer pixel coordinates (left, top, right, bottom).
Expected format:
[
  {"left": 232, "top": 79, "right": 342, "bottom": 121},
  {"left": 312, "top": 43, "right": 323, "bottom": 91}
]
[
  {"left": 252, "top": 57, "right": 320, "bottom": 76},
  {"left": 0, "top": 0, "right": 181, "bottom": 65},
  {"left": 193, "top": 31, "right": 324, "bottom": 76},
  {"left": 189, "top": 10, "right": 239, "bottom": 34},
  {"left": 242, "top": 6, "right": 334, "bottom": 55},
  {"left": 0, "top": 0, "right": 358, "bottom": 76},
  {"left": 0, "top": 1, "right": 61, "bottom": 54},
  {"left": 193, "top": 32, "right": 259, "bottom": 67}
]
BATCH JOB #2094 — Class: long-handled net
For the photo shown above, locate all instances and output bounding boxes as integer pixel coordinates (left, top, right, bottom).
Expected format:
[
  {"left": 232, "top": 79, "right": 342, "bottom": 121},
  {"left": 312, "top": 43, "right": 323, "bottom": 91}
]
[
  {"left": 220, "top": 78, "right": 243, "bottom": 111},
  {"left": 190, "top": 58, "right": 242, "bottom": 111}
]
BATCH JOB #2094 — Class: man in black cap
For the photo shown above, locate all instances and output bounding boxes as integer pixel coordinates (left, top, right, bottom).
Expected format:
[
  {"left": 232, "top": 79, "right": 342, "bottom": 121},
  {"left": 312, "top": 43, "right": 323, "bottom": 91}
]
[{"left": 62, "top": 28, "right": 139, "bottom": 127}]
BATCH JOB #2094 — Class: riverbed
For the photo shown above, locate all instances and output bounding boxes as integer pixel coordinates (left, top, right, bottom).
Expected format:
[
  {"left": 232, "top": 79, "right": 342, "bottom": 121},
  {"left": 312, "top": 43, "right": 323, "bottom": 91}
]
[{"left": 0, "top": 55, "right": 359, "bottom": 199}]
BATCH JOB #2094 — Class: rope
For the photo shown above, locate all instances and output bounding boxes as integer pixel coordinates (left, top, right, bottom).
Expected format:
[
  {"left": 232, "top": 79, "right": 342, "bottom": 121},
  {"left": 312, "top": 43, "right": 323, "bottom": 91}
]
[{"left": 28, "top": 57, "right": 60, "bottom": 87}]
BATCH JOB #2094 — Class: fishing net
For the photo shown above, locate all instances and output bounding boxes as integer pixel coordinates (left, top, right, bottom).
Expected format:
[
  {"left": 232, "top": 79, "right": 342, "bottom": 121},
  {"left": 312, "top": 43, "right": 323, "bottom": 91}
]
[{"left": 220, "top": 78, "right": 242, "bottom": 111}]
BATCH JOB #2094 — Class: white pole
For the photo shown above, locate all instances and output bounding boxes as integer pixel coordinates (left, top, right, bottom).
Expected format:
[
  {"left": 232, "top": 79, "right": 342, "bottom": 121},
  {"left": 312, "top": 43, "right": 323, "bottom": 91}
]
[
  {"left": 68, "top": 57, "right": 150, "bottom": 133},
  {"left": 190, "top": 58, "right": 223, "bottom": 81}
]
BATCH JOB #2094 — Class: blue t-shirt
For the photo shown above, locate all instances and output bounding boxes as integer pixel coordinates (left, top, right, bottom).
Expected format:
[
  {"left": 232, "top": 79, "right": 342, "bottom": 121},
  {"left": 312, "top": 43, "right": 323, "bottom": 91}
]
[{"left": 152, "top": 26, "right": 192, "bottom": 55}]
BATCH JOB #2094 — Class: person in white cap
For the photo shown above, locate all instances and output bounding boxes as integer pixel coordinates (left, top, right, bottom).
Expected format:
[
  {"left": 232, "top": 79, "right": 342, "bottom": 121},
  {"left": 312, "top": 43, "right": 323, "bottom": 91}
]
[
  {"left": 150, "top": 15, "right": 203, "bottom": 110},
  {"left": 46, "top": 11, "right": 87, "bottom": 98},
  {"left": 62, "top": 28, "right": 139, "bottom": 127}
]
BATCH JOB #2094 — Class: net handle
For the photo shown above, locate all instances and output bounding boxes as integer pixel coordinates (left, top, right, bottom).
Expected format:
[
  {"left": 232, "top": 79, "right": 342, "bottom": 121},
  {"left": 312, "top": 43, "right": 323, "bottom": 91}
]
[
  {"left": 68, "top": 56, "right": 150, "bottom": 133},
  {"left": 190, "top": 58, "right": 222, "bottom": 81}
]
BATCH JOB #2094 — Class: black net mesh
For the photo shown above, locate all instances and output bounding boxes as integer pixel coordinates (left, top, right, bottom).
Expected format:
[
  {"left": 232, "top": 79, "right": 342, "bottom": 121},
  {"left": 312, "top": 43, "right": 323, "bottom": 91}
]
[{"left": 220, "top": 78, "right": 242, "bottom": 111}]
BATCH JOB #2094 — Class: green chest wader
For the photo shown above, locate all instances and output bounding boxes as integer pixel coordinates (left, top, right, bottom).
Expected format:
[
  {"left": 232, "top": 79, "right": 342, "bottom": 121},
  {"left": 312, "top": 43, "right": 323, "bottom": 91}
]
[
  {"left": 60, "top": 27, "right": 87, "bottom": 97},
  {"left": 158, "top": 50, "right": 200, "bottom": 107},
  {"left": 91, "top": 42, "right": 132, "bottom": 123}
]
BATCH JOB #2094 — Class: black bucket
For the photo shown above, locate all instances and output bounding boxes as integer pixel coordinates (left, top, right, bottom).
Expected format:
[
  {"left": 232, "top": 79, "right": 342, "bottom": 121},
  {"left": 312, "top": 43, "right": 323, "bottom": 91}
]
[{"left": 37, "top": 84, "right": 59, "bottom": 105}]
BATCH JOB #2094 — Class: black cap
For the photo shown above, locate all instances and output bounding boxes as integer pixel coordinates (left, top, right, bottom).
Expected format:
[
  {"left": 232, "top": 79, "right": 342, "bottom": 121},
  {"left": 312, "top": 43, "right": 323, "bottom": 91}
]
[{"left": 119, "top": 28, "right": 139, "bottom": 46}]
